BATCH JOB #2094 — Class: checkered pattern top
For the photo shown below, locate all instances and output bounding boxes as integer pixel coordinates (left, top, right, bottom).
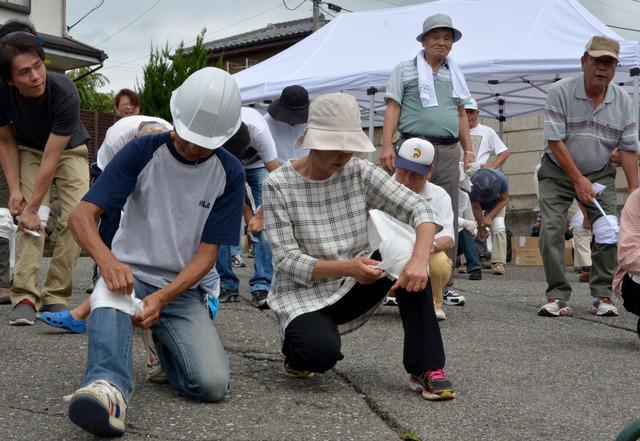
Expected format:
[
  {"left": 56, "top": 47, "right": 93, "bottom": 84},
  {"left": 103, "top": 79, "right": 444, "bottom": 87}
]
[{"left": 263, "top": 158, "right": 440, "bottom": 334}]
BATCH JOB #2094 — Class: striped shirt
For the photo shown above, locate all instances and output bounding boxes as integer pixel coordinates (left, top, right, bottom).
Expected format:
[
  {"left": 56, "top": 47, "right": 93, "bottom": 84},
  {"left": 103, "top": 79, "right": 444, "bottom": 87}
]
[
  {"left": 614, "top": 188, "right": 640, "bottom": 297},
  {"left": 544, "top": 74, "right": 638, "bottom": 174},
  {"left": 263, "top": 158, "right": 441, "bottom": 334}
]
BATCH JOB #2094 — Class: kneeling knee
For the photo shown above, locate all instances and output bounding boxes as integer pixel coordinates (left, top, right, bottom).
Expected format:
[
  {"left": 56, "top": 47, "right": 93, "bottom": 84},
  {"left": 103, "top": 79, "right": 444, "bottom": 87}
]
[
  {"left": 287, "top": 339, "right": 341, "bottom": 373},
  {"left": 187, "top": 371, "right": 229, "bottom": 403}
]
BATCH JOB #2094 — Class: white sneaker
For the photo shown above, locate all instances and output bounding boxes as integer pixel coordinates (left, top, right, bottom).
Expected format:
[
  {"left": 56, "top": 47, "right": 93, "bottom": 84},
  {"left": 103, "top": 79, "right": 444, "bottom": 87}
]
[
  {"left": 143, "top": 328, "right": 167, "bottom": 383},
  {"left": 538, "top": 299, "right": 573, "bottom": 317},
  {"left": 442, "top": 289, "right": 465, "bottom": 306},
  {"left": 382, "top": 296, "right": 398, "bottom": 306},
  {"left": 435, "top": 308, "right": 446, "bottom": 321},
  {"left": 590, "top": 297, "right": 619, "bottom": 317},
  {"left": 68, "top": 380, "right": 127, "bottom": 437}
]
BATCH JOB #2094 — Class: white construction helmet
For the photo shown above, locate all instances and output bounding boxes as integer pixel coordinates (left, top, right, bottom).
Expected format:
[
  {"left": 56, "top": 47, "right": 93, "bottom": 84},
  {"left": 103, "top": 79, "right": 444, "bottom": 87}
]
[{"left": 170, "top": 67, "right": 242, "bottom": 150}]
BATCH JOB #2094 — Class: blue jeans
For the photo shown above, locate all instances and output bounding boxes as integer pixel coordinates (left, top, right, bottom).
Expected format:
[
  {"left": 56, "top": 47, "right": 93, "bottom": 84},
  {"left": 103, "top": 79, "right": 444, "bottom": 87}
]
[
  {"left": 217, "top": 167, "right": 273, "bottom": 293},
  {"left": 458, "top": 229, "right": 481, "bottom": 272},
  {"left": 82, "top": 278, "right": 230, "bottom": 403}
]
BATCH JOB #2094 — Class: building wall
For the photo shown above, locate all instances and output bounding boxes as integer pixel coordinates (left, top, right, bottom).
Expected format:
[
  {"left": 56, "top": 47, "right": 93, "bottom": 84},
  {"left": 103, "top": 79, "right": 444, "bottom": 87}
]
[{"left": 0, "top": 0, "right": 64, "bottom": 36}]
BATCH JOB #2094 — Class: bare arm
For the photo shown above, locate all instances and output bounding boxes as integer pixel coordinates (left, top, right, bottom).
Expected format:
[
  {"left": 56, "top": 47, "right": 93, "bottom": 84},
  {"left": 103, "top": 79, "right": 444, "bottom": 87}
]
[
  {"left": 619, "top": 148, "right": 639, "bottom": 194},
  {"left": 548, "top": 140, "right": 595, "bottom": 204},
  {"left": 486, "top": 150, "right": 510, "bottom": 169},
  {"left": 484, "top": 193, "right": 509, "bottom": 223},
  {"left": 380, "top": 100, "right": 401, "bottom": 172},
  {"left": 458, "top": 105, "right": 474, "bottom": 169},
  {"left": 19, "top": 134, "right": 71, "bottom": 231},
  {"left": 433, "top": 236, "right": 454, "bottom": 252},
  {"left": 264, "top": 159, "right": 280, "bottom": 173},
  {"left": 0, "top": 125, "right": 24, "bottom": 215}
]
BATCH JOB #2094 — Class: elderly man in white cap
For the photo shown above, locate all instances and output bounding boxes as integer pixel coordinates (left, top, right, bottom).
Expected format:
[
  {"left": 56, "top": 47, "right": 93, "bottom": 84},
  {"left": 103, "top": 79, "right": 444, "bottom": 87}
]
[
  {"left": 538, "top": 35, "right": 638, "bottom": 318},
  {"left": 463, "top": 97, "right": 510, "bottom": 170},
  {"left": 263, "top": 93, "right": 455, "bottom": 401},
  {"left": 381, "top": 13, "right": 473, "bottom": 276},
  {"left": 66, "top": 67, "right": 246, "bottom": 436},
  {"left": 391, "top": 138, "right": 461, "bottom": 320}
]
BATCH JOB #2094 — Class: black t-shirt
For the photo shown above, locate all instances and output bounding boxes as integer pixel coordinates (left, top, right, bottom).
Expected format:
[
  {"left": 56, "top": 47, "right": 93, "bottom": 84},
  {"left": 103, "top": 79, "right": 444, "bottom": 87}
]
[{"left": 0, "top": 71, "right": 89, "bottom": 150}]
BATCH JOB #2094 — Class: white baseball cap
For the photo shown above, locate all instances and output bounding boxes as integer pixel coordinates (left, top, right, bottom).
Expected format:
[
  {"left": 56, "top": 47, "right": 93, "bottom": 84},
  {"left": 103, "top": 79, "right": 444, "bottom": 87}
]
[
  {"left": 395, "top": 138, "right": 435, "bottom": 176},
  {"left": 463, "top": 97, "right": 478, "bottom": 110}
]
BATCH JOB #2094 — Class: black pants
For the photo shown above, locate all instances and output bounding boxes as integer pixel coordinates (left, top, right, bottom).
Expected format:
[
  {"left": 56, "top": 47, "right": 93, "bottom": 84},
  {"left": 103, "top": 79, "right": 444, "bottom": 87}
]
[
  {"left": 621, "top": 274, "right": 640, "bottom": 336},
  {"left": 0, "top": 169, "right": 10, "bottom": 288},
  {"left": 282, "top": 265, "right": 445, "bottom": 376}
]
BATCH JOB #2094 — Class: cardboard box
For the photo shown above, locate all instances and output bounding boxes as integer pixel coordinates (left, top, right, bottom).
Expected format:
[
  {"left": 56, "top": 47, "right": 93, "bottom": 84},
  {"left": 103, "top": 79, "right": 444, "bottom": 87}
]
[{"left": 511, "top": 236, "right": 573, "bottom": 267}]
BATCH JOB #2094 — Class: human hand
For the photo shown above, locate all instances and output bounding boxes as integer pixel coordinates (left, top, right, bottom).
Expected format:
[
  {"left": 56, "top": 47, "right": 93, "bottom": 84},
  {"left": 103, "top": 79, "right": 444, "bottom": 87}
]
[
  {"left": 348, "top": 256, "right": 383, "bottom": 285},
  {"left": 479, "top": 225, "right": 490, "bottom": 240},
  {"left": 99, "top": 258, "right": 134, "bottom": 294},
  {"left": 379, "top": 144, "right": 396, "bottom": 173},
  {"left": 9, "top": 190, "right": 25, "bottom": 216},
  {"left": 247, "top": 213, "right": 264, "bottom": 234},
  {"left": 463, "top": 152, "right": 474, "bottom": 170},
  {"left": 133, "top": 292, "right": 164, "bottom": 329},
  {"left": 391, "top": 257, "right": 429, "bottom": 293},
  {"left": 17, "top": 207, "right": 40, "bottom": 232},
  {"left": 609, "top": 148, "right": 621, "bottom": 167},
  {"left": 573, "top": 176, "right": 595, "bottom": 205}
]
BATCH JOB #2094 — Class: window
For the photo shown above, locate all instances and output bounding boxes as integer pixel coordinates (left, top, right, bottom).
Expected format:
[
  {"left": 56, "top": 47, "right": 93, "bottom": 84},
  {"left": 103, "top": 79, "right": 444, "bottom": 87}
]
[{"left": 0, "top": 0, "right": 30, "bottom": 13}]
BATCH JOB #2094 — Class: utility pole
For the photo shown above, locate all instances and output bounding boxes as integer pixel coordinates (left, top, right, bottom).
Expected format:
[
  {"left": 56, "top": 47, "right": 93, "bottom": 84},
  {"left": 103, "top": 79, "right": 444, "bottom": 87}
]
[{"left": 312, "top": 0, "right": 320, "bottom": 31}]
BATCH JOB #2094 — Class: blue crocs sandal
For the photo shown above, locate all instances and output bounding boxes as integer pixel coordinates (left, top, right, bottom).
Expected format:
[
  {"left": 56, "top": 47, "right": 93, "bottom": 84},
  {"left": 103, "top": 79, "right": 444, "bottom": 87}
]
[{"left": 39, "top": 309, "right": 87, "bottom": 334}]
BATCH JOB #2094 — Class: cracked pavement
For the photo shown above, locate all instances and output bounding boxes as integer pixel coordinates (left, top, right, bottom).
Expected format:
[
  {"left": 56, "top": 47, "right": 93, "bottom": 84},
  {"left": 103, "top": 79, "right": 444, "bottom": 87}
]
[{"left": 0, "top": 258, "right": 638, "bottom": 440}]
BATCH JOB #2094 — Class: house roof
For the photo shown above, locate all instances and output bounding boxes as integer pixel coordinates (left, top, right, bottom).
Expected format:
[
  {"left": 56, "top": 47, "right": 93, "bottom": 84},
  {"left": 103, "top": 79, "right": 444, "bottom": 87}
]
[
  {"left": 201, "top": 16, "right": 328, "bottom": 53},
  {"left": 41, "top": 33, "right": 107, "bottom": 63}
]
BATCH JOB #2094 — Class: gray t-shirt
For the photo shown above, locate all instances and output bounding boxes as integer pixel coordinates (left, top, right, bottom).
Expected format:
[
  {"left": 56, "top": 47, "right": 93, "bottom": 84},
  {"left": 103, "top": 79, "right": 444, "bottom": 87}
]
[
  {"left": 0, "top": 71, "right": 89, "bottom": 150},
  {"left": 543, "top": 73, "right": 639, "bottom": 174}
]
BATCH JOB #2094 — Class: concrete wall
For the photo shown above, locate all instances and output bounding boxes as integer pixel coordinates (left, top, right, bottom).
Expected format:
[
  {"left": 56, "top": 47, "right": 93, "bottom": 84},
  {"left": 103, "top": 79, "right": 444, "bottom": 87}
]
[{"left": 0, "top": 0, "right": 65, "bottom": 36}]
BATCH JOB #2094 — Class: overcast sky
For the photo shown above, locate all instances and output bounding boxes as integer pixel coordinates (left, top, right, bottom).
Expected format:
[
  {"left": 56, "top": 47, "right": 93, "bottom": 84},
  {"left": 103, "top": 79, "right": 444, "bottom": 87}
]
[{"left": 65, "top": 0, "right": 640, "bottom": 94}]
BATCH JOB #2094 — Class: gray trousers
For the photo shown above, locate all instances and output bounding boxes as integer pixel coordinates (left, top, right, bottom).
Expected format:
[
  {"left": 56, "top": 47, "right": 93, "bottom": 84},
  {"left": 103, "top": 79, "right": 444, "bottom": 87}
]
[
  {"left": 0, "top": 169, "right": 9, "bottom": 288},
  {"left": 537, "top": 155, "right": 617, "bottom": 300}
]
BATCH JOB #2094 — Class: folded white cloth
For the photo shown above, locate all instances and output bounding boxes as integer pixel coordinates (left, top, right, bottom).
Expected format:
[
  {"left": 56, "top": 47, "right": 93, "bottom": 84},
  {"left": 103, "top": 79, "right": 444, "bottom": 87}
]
[
  {"left": 592, "top": 215, "right": 619, "bottom": 245},
  {"left": 90, "top": 277, "right": 143, "bottom": 316},
  {"left": 416, "top": 50, "right": 470, "bottom": 108}
]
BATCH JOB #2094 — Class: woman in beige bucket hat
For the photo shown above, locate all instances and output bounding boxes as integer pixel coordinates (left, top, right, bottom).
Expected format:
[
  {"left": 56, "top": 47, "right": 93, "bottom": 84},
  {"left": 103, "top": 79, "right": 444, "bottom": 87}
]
[{"left": 262, "top": 93, "right": 456, "bottom": 400}]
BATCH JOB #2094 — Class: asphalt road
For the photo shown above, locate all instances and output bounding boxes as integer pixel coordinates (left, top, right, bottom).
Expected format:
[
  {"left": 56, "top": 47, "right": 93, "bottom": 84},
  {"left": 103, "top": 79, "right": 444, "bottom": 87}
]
[{"left": 0, "top": 258, "right": 638, "bottom": 440}]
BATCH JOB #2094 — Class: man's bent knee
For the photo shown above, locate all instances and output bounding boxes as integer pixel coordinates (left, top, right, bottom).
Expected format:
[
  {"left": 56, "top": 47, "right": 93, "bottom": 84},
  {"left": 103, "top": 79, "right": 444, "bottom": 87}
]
[
  {"left": 185, "top": 370, "right": 229, "bottom": 402},
  {"left": 285, "top": 338, "right": 341, "bottom": 373}
]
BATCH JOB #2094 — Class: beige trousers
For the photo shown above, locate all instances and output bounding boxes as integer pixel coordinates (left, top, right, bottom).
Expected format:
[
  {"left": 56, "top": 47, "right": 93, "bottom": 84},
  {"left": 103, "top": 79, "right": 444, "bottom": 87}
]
[
  {"left": 430, "top": 250, "right": 452, "bottom": 311},
  {"left": 11, "top": 145, "right": 89, "bottom": 307}
]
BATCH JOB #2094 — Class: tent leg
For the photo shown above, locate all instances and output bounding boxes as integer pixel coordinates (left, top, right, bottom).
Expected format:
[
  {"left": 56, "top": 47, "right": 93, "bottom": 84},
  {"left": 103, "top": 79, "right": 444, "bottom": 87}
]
[
  {"left": 632, "top": 68, "right": 639, "bottom": 132},
  {"left": 367, "top": 87, "right": 377, "bottom": 162},
  {"left": 498, "top": 98, "right": 505, "bottom": 139}
]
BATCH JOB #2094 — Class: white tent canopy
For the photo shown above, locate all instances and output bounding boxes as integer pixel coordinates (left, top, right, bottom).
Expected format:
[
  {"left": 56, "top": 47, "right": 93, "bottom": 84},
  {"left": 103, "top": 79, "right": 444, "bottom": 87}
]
[{"left": 234, "top": 0, "right": 640, "bottom": 127}]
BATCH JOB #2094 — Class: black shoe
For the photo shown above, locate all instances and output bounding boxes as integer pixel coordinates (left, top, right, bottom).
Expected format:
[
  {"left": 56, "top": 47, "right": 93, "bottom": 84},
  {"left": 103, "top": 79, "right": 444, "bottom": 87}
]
[
  {"left": 219, "top": 288, "right": 239, "bottom": 303},
  {"left": 468, "top": 269, "right": 482, "bottom": 281},
  {"left": 251, "top": 290, "right": 269, "bottom": 309}
]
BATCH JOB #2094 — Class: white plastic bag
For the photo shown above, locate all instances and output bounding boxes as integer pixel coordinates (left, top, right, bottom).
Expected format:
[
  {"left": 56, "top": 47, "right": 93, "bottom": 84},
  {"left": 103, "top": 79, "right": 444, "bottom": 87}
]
[
  {"left": 367, "top": 210, "right": 416, "bottom": 280},
  {"left": 0, "top": 208, "right": 16, "bottom": 276}
]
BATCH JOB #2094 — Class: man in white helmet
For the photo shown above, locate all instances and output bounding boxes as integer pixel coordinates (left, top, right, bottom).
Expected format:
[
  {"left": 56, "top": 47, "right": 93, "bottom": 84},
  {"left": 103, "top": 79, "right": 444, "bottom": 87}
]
[{"left": 65, "top": 67, "right": 245, "bottom": 437}]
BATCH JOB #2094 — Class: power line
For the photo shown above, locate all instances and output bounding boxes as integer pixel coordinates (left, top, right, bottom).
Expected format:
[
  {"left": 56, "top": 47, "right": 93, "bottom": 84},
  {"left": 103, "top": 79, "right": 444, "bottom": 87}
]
[
  {"left": 318, "top": 4, "right": 336, "bottom": 17},
  {"left": 607, "top": 23, "right": 640, "bottom": 33},
  {"left": 93, "top": 0, "right": 161, "bottom": 46},
  {"left": 283, "top": 0, "right": 307, "bottom": 10},
  {"left": 584, "top": 0, "right": 640, "bottom": 18},
  {"left": 67, "top": 0, "right": 106, "bottom": 31}
]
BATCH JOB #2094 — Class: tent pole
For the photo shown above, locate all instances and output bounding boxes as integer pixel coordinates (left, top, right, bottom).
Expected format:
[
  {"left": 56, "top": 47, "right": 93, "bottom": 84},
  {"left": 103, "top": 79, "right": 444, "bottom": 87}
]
[
  {"left": 498, "top": 98, "right": 505, "bottom": 139},
  {"left": 367, "top": 87, "right": 377, "bottom": 162},
  {"left": 632, "top": 68, "right": 639, "bottom": 130}
]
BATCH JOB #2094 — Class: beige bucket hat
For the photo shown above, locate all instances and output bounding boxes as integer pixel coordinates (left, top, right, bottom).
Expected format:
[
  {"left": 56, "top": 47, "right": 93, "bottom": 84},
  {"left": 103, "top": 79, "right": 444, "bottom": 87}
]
[{"left": 297, "top": 93, "right": 375, "bottom": 153}]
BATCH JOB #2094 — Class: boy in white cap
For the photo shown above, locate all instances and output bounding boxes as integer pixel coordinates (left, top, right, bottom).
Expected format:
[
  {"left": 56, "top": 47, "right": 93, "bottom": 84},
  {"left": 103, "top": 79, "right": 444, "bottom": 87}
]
[{"left": 393, "top": 138, "right": 462, "bottom": 319}]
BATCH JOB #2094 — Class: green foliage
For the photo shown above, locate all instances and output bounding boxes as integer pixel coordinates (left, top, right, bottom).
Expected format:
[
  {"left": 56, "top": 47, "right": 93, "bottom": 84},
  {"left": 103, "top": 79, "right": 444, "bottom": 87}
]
[
  {"left": 138, "top": 28, "right": 210, "bottom": 121},
  {"left": 67, "top": 68, "right": 113, "bottom": 113},
  {"left": 398, "top": 431, "right": 423, "bottom": 441}
]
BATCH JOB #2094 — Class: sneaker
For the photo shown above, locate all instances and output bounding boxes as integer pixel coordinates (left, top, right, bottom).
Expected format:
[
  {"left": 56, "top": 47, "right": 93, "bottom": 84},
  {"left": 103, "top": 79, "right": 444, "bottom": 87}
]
[
  {"left": 579, "top": 271, "right": 590, "bottom": 283},
  {"left": 8, "top": 300, "right": 36, "bottom": 326},
  {"left": 218, "top": 288, "right": 239, "bottom": 303},
  {"left": 442, "top": 289, "right": 465, "bottom": 306},
  {"left": 68, "top": 380, "right": 127, "bottom": 437},
  {"left": 538, "top": 299, "right": 573, "bottom": 317},
  {"left": 492, "top": 263, "right": 506, "bottom": 275},
  {"left": 142, "top": 329, "right": 167, "bottom": 383},
  {"left": 383, "top": 296, "right": 398, "bottom": 306},
  {"left": 457, "top": 264, "right": 467, "bottom": 274},
  {"left": 0, "top": 287, "right": 10, "bottom": 305},
  {"left": 409, "top": 368, "right": 455, "bottom": 400},
  {"left": 231, "top": 254, "right": 246, "bottom": 268},
  {"left": 590, "top": 297, "right": 618, "bottom": 317},
  {"left": 251, "top": 290, "right": 269, "bottom": 309},
  {"left": 435, "top": 308, "right": 446, "bottom": 321},
  {"left": 283, "top": 359, "right": 314, "bottom": 379},
  {"left": 468, "top": 269, "right": 482, "bottom": 281}
]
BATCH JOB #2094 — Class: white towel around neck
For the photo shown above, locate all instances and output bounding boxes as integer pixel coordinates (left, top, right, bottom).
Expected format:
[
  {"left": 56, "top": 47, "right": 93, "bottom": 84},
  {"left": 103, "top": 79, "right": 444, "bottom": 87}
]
[{"left": 416, "top": 50, "right": 470, "bottom": 108}]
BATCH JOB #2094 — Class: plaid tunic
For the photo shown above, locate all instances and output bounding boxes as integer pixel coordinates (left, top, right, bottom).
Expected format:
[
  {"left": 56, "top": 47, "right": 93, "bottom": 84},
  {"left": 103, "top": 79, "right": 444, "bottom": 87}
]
[{"left": 263, "top": 158, "right": 441, "bottom": 334}]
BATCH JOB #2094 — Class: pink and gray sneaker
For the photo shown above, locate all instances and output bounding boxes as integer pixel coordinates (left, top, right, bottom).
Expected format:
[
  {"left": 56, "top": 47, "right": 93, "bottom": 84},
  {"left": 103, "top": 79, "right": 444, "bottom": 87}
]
[{"left": 409, "top": 368, "right": 455, "bottom": 401}]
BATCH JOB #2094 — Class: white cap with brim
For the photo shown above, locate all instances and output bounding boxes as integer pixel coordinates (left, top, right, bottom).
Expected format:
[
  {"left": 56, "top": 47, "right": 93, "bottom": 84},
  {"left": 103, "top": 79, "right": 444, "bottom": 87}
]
[
  {"left": 395, "top": 138, "right": 435, "bottom": 176},
  {"left": 296, "top": 93, "right": 375, "bottom": 153},
  {"left": 463, "top": 97, "right": 478, "bottom": 110}
]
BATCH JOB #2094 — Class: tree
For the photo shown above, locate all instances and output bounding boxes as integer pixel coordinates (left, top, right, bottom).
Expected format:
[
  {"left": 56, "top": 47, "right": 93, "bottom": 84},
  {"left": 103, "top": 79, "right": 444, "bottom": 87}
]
[
  {"left": 138, "top": 29, "right": 210, "bottom": 121},
  {"left": 67, "top": 68, "right": 113, "bottom": 112}
]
